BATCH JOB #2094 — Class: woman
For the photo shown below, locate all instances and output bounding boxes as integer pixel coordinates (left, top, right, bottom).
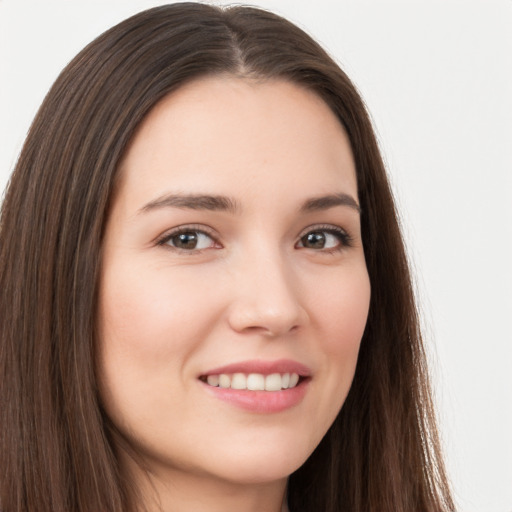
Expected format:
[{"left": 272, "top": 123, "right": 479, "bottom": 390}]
[{"left": 0, "top": 3, "right": 454, "bottom": 511}]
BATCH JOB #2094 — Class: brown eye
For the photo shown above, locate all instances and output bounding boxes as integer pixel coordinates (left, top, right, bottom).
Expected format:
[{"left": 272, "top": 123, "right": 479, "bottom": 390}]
[
  {"left": 297, "top": 228, "right": 350, "bottom": 251},
  {"left": 301, "top": 231, "right": 328, "bottom": 249},
  {"left": 164, "top": 230, "right": 215, "bottom": 250}
]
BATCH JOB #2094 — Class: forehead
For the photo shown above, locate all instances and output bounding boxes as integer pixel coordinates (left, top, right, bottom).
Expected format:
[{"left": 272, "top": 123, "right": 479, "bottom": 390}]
[{"left": 117, "top": 76, "right": 357, "bottom": 208}]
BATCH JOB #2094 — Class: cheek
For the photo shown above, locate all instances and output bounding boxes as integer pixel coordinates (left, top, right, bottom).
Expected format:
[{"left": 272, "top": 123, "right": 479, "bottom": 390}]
[
  {"left": 306, "top": 266, "right": 370, "bottom": 422},
  {"left": 313, "top": 266, "right": 370, "bottom": 354},
  {"left": 98, "top": 263, "right": 213, "bottom": 362},
  {"left": 95, "top": 264, "right": 216, "bottom": 422}
]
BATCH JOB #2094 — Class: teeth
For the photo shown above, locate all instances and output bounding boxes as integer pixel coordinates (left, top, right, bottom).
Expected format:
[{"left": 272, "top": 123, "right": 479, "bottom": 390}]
[
  {"left": 204, "top": 372, "right": 301, "bottom": 391},
  {"left": 247, "top": 373, "right": 265, "bottom": 390},
  {"left": 231, "top": 373, "right": 247, "bottom": 390},
  {"left": 206, "top": 374, "right": 219, "bottom": 387},
  {"left": 265, "top": 373, "right": 282, "bottom": 391},
  {"left": 218, "top": 374, "right": 231, "bottom": 388}
]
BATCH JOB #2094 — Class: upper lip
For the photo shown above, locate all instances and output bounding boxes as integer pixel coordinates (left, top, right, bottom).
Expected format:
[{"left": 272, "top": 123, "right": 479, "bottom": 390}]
[{"left": 200, "top": 359, "right": 312, "bottom": 377}]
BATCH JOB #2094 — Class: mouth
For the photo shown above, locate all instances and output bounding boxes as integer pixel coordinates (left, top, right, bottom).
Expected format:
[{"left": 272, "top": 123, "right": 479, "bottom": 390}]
[
  {"left": 198, "top": 360, "right": 311, "bottom": 413},
  {"left": 199, "top": 372, "right": 306, "bottom": 391}
]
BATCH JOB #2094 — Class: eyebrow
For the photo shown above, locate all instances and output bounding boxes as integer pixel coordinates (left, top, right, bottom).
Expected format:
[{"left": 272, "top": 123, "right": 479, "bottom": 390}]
[
  {"left": 139, "top": 193, "right": 240, "bottom": 214},
  {"left": 138, "top": 192, "right": 360, "bottom": 215},
  {"left": 300, "top": 193, "right": 361, "bottom": 214}
]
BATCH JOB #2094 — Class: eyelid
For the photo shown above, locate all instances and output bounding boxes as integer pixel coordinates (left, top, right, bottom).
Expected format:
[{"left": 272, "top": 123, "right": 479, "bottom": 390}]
[
  {"left": 297, "top": 223, "right": 350, "bottom": 238},
  {"left": 295, "top": 223, "right": 354, "bottom": 250},
  {"left": 153, "top": 222, "right": 353, "bottom": 253},
  {"left": 155, "top": 224, "right": 221, "bottom": 250}
]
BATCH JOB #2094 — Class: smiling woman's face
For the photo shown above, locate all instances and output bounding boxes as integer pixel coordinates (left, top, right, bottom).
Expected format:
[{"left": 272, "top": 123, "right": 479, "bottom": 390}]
[{"left": 97, "top": 77, "right": 370, "bottom": 491}]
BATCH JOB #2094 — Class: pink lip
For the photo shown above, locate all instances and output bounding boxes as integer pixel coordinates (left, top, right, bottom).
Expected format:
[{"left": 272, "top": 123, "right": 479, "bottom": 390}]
[
  {"left": 199, "top": 359, "right": 311, "bottom": 414},
  {"left": 200, "top": 358, "right": 312, "bottom": 377}
]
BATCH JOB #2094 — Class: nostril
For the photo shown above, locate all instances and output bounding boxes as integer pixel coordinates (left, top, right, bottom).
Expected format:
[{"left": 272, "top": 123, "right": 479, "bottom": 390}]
[{"left": 226, "top": 285, "right": 308, "bottom": 336}]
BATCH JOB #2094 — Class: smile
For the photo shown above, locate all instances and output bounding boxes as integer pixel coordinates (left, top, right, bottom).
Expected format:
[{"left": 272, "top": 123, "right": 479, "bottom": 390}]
[
  {"left": 201, "top": 372, "right": 301, "bottom": 391},
  {"left": 199, "top": 359, "right": 311, "bottom": 413}
]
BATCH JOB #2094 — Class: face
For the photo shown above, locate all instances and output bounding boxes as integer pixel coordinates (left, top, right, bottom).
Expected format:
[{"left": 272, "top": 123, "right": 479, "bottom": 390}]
[{"left": 97, "top": 77, "right": 370, "bottom": 489}]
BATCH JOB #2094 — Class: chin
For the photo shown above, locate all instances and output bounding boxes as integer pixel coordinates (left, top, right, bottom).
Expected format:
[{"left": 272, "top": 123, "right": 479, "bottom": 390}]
[
  {"left": 208, "top": 460, "right": 300, "bottom": 486},
  {"left": 199, "top": 438, "right": 314, "bottom": 485}
]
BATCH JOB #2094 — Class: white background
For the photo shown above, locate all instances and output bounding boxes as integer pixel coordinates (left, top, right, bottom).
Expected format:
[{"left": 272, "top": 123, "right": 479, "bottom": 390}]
[{"left": 1, "top": 1, "right": 511, "bottom": 510}]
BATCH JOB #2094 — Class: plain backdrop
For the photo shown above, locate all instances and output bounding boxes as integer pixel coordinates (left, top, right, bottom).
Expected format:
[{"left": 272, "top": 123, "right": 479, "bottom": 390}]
[{"left": 1, "top": 1, "right": 511, "bottom": 511}]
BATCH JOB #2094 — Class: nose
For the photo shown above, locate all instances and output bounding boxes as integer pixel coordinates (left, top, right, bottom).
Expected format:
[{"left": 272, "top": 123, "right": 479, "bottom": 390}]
[{"left": 227, "top": 250, "right": 308, "bottom": 337}]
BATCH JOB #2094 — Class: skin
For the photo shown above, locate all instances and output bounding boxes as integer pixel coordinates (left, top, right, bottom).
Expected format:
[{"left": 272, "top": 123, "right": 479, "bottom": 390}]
[{"left": 97, "top": 77, "right": 371, "bottom": 512}]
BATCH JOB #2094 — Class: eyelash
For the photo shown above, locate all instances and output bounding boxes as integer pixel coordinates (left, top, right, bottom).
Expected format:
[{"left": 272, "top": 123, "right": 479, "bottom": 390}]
[
  {"left": 155, "top": 224, "right": 219, "bottom": 253},
  {"left": 155, "top": 224, "right": 353, "bottom": 254},
  {"left": 296, "top": 224, "right": 354, "bottom": 253}
]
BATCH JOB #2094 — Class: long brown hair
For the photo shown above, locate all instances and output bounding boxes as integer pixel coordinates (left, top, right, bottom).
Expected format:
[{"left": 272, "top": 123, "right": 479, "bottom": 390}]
[{"left": 0, "top": 3, "right": 454, "bottom": 511}]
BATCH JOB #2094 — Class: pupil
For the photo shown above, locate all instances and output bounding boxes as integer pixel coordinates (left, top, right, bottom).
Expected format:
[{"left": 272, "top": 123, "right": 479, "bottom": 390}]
[
  {"left": 174, "top": 232, "right": 197, "bottom": 249},
  {"left": 304, "top": 232, "right": 325, "bottom": 248}
]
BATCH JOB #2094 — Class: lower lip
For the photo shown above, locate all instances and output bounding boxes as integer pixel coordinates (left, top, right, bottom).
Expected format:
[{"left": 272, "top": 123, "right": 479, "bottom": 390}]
[{"left": 201, "top": 380, "right": 309, "bottom": 413}]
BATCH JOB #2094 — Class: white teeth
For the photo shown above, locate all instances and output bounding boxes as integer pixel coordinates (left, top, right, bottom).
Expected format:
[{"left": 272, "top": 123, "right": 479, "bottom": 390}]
[
  {"left": 247, "top": 373, "right": 265, "bottom": 390},
  {"left": 218, "top": 374, "right": 231, "bottom": 388},
  {"left": 265, "top": 373, "right": 282, "bottom": 391},
  {"left": 206, "top": 374, "right": 219, "bottom": 387},
  {"left": 205, "top": 372, "right": 301, "bottom": 391},
  {"left": 230, "top": 373, "right": 247, "bottom": 389}
]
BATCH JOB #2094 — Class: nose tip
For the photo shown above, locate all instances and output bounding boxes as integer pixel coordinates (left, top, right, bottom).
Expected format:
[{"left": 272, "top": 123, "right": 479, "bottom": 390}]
[
  {"left": 228, "top": 304, "right": 305, "bottom": 337},
  {"left": 227, "top": 263, "right": 308, "bottom": 337}
]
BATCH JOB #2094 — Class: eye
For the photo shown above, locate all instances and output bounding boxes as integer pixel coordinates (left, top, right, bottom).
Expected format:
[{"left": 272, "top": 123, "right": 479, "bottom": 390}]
[
  {"left": 158, "top": 228, "right": 218, "bottom": 251},
  {"left": 296, "top": 227, "right": 352, "bottom": 251}
]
